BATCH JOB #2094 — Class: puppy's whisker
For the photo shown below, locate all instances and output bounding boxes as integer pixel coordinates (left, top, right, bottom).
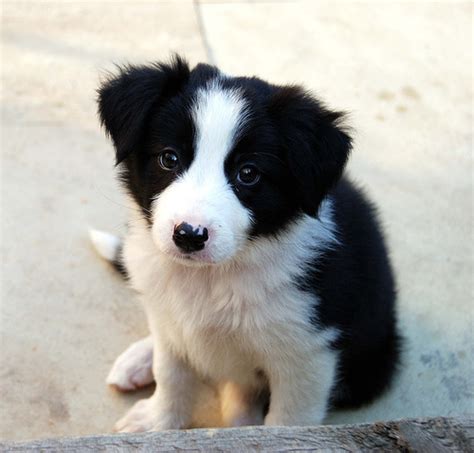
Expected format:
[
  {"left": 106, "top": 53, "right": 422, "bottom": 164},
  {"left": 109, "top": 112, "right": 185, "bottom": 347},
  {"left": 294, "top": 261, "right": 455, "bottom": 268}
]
[{"left": 94, "top": 187, "right": 152, "bottom": 216}]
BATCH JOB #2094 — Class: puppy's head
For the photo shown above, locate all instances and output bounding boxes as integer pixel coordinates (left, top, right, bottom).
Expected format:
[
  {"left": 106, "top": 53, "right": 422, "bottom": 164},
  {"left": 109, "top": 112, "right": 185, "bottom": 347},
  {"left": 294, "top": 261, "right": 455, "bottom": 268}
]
[{"left": 98, "top": 56, "right": 351, "bottom": 265}]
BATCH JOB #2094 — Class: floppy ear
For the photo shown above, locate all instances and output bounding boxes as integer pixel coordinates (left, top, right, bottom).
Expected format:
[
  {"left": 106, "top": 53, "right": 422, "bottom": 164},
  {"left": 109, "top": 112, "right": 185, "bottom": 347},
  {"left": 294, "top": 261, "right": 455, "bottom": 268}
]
[
  {"left": 269, "top": 86, "right": 352, "bottom": 216},
  {"left": 97, "top": 55, "right": 190, "bottom": 164}
]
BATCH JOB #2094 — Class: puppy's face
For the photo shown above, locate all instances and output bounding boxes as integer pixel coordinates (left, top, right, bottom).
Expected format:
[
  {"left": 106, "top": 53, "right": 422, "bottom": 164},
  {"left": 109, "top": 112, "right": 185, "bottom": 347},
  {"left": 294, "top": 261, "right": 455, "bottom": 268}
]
[{"left": 98, "top": 57, "right": 351, "bottom": 265}]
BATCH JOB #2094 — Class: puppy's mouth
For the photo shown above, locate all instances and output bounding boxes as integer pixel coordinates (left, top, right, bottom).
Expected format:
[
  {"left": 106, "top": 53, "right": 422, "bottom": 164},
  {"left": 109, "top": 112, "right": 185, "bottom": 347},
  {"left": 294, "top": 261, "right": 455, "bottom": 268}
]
[{"left": 166, "top": 248, "right": 219, "bottom": 267}]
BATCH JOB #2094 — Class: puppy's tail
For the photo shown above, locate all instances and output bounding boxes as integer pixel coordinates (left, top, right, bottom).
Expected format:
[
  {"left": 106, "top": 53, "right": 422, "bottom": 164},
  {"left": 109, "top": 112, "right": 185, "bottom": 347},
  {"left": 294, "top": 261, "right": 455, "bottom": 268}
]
[{"left": 89, "top": 229, "right": 128, "bottom": 278}]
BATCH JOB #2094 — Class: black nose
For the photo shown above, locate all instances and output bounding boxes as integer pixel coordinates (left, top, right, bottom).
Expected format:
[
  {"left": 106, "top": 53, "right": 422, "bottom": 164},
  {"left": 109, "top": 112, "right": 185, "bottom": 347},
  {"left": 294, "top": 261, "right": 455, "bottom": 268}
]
[{"left": 173, "top": 222, "right": 209, "bottom": 253}]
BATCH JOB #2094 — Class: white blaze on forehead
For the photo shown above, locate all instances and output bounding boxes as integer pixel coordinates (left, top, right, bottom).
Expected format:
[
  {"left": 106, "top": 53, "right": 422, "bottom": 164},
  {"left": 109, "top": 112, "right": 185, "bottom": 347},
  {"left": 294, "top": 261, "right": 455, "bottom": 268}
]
[
  {"left": 191, "top": 79, "right": 248, "bottom": 179},
  {"left": 150, "top": 79, "right": 253, "bottom": 265}
]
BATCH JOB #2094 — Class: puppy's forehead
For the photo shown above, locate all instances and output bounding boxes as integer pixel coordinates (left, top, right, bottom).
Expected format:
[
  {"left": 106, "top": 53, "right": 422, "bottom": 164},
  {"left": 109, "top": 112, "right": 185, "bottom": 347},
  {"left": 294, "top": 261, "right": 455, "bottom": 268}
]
[{"left": 191, "top": 79, "right": 249, "bottom": 164}]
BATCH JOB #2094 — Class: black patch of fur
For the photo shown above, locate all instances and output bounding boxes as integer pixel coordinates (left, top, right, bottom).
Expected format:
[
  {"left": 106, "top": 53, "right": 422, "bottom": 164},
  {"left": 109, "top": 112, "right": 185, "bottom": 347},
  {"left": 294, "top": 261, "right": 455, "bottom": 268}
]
[
  {"left": 267, "top": 86, "right": 352, "bottom": 217},
  {"left": 302, "top": 178, "right": 401, "bottom": 408},
  {"left": 98, "top": 55, "right": 190, "bottom": 165}
]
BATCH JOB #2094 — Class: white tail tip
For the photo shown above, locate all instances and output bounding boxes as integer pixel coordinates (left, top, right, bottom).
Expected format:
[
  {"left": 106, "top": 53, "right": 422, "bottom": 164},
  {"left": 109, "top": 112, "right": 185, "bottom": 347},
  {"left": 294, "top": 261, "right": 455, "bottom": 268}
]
[{"left": 89, "top": 229, "right": 121, "bottom": 262}]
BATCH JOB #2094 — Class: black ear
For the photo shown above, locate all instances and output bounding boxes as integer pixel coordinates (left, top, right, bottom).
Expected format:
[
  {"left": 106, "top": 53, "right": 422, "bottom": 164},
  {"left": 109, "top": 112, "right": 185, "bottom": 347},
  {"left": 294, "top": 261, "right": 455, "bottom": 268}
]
[
  {"left": 269, "top": 86, "right": 352, "bottom": 216},
  {"left": 97, "top": 55, "right": 190, "bottom": 164},
  {"left": 189, "top": 62, "right": 220, "bottom": 85}
]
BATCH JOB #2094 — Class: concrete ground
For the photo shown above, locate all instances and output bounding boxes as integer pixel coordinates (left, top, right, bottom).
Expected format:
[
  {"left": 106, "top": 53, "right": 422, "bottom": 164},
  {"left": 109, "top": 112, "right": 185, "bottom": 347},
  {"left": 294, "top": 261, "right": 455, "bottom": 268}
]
[{"left": 1, "top": 0, "right": 472, "bottom": 441}]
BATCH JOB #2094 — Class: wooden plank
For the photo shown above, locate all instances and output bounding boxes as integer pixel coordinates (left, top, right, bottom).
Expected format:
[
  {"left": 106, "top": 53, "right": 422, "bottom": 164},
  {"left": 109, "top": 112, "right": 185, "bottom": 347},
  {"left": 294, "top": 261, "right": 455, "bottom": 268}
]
[{"left": 1, "top": 416, "right": 472, "bottom": 452}]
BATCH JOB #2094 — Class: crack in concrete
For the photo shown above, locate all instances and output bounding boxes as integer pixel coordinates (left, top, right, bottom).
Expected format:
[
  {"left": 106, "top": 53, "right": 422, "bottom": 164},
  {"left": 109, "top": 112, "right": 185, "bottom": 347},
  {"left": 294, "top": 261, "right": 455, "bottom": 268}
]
[{"left": 194, "top": 0, "right": 217, "bottom": 65}]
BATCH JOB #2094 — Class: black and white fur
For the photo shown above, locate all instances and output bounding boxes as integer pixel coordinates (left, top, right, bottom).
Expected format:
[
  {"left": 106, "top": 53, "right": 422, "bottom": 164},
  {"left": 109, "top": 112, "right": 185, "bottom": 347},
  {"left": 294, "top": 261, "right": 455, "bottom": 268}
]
[{"left": 91, "top": 56, "right": 400, "bottom": 432}]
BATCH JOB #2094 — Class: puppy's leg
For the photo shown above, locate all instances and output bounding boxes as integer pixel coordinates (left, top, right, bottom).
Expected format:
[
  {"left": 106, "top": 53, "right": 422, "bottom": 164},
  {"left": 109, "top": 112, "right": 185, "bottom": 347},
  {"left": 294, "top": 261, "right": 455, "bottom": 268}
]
[
  {"left": 264, "top": 346, "right": 338, "bottom": 426},
  {"left": 107, "top": 336, "right": 154, "bottom": 391},
  {"left": 220, "top": 381, "right": 265, "bottom": 427},
  {"left": 114, "top": 339, "right": 198, "bottom": 432}
]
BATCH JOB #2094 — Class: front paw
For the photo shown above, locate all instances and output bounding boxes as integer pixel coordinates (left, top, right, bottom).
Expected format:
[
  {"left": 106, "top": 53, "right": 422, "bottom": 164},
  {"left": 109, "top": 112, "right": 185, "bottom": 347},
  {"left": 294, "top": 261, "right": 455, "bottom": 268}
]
[
  {"left": 107, "top": 337, "right": 154, "bottom": 391},
  {"left": 114, "top": 398, "right": 158, "bottom": 433},
  {"left": 114, "top": 396, "right": 188, "bottom": 432}
]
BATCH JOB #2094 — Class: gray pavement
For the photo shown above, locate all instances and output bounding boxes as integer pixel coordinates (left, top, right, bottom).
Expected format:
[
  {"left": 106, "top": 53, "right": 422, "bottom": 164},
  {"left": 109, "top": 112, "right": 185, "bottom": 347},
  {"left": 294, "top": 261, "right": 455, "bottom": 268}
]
[{"left": 1, "top": 0, "right": 472, "bottom": 441}]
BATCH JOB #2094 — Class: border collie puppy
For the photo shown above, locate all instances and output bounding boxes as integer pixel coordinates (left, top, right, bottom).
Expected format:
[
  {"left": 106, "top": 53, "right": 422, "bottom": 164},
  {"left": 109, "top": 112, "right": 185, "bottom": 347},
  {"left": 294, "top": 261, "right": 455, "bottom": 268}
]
[{"left": 91, "top": 56, "right": 400, "bottom": 432}]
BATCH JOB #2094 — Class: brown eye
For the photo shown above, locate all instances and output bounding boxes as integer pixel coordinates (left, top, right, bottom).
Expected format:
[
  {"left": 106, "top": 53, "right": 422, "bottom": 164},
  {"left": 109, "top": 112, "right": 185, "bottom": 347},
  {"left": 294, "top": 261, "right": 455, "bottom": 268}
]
[
  {"left": 237, "top": 165, "right": 260, "bottom": 186},
  {"left": 158, "top": 149, "right": 179, "bottom": 171}
]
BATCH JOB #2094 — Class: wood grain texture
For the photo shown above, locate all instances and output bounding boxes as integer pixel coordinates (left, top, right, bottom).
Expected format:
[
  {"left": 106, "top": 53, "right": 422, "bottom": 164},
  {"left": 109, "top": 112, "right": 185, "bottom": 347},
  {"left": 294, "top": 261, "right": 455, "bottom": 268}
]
[{"left": 1, "top": 416, "right": 472, "bottom": 452}]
